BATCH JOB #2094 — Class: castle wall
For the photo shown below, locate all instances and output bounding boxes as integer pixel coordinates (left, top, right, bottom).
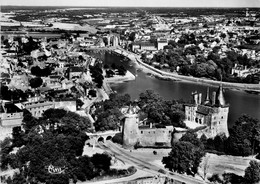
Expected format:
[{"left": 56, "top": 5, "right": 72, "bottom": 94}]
[
  {"left": 209, "top": 107, "right": 229, "bottom": 137},
  {"left": 185, "top": 105, "right": 197, "bottom": 122},
  {"left": 138, "top": 126, "right": 173, "bottom": 147}
]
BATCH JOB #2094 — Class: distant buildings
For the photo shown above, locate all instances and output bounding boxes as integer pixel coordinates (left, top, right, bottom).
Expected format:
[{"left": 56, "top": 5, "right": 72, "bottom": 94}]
[{"left": 231, "top": 64, "right": 260, "bottom": 78}]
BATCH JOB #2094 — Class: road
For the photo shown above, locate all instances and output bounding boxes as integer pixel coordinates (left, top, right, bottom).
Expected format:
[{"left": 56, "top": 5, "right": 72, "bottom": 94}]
[{"left": 98, "top": 141, "right": 207, "bottom": 184}]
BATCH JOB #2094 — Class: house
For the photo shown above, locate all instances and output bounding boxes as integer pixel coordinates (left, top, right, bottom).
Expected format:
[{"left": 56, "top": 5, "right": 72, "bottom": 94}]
[
  {"left": 140, "top": 42, "right": 157, "bottom": 51},
  {"left": 0, "top": 101, "right": 23, "bottom": 127},
  {"left": 231, "top": 64, "right": 260, "bottom": 78},
  {"left": 157, "top": 38, "right": 168, "bottom": 50},
  {"left": 67, "top": 66, "right": 83, "bottom": 80}
]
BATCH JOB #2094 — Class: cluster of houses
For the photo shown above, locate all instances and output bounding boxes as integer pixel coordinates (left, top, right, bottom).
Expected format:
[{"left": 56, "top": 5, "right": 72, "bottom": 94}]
[{"left": 0, "top": 35, "right": 103, "bottom": 127}]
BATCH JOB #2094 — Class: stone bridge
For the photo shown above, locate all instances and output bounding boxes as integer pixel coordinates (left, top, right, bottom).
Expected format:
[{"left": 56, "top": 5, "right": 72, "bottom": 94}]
[{"left": 85, "top": 130, "right": 120, "bottom": 148}]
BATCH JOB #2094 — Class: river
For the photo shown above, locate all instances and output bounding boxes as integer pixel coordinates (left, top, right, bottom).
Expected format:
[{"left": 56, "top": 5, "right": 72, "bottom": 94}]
[{"left": 104, "top": 52, "right": 260, "bottom": 127}]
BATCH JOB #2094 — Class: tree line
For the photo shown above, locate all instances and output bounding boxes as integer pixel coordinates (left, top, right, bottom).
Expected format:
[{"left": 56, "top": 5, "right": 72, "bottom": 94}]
[
  {"left": 91, "top": 90, "right": 186, "bottom": 132},
  {"left": 0, "top": 108, "right": 135, "bottom": 184}
]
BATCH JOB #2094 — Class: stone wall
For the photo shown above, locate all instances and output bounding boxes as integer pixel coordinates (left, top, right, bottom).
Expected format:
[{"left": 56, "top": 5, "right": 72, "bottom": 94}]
[
  {"left": 1, "top": 112, "right": 23, "bottom": 127},
  {"left": 138, "top": 126, "right": 173, "bottom": 147}
]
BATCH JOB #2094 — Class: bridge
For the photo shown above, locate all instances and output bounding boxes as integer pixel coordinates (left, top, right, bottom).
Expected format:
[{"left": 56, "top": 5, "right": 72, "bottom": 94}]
[{"left": 85, "top": 130, "right": 120, "bottom": 148}]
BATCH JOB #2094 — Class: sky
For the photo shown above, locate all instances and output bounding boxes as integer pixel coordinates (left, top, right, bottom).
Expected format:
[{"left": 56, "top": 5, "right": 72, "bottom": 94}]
[{"left": 1, "top": 0, "right": 260, "bottom": 7}]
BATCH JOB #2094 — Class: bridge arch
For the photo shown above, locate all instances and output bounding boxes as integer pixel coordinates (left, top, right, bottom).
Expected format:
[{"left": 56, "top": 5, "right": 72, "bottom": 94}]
[
  {"left": 106, "top": 136, "right": 112, "bottom": 140},
  {"left": 97, "top": 137, "right": 104, "bottom": 142}
]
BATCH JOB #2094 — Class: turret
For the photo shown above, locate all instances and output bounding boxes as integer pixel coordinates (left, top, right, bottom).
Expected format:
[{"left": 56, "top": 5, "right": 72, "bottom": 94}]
[
  {"left": 212, "top": 91, "right": 216, "bottom": 106},
  {"left": 192, "top": 91, "right": 198, "bottom": 105},
  {"left": 204, "top": 87, "right": 211, "bottom": 105},
  {"left": 215, "top": 84, "right": 226, "bottom": 107},
  {"left": 198, "top": 93, "right": 202, "bottom": 105}
]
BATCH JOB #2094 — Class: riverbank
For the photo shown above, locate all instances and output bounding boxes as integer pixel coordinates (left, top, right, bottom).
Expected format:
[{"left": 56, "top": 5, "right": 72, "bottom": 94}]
[
  {"left": 105, "top": 71, "right": 136, "bottom": 83},
  {"left": 113, "top": 48, "right": 260, "bottom": 91}
]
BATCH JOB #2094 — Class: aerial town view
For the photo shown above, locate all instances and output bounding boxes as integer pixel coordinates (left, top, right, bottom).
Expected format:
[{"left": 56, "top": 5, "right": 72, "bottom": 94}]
[{"left": 0, "top": 0, "right": 260, "bottom": 183}]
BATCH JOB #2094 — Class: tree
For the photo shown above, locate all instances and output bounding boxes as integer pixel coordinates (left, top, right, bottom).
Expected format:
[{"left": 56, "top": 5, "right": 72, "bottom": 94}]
[
  {"left": 91, "top": 153, "right": 111, "bottom": 174},
  {"left": 22, "top": 109, "right": 38, "bottom": 133},
  {"left": 76, "top": 156, "right": 95, "bottom": 181},
  {"left": 6, "top": 108, "right": 94, "bottom": 183},
  {"left": 76, "top": 99, "right": 84, "bottom": 110},
  {"left": 94, "top": 109, "right": 121, "bottom": 131},
  {"left": 244, "top": 160, "right": 260, "bottom": 184},
  {"left": 162, "top": 141, "right": 205, "bottom": 176},
  {"left": 88, "top": 89, "right": 97, "bottom": 97},
  {"left": 180, "top": 132, "right": 203, "bottom": 148},
  {"left": 29, "top": 77, "right": 43, "bottom": 89},
  {"left": 0, "top": 137, "right": 13, "bottom": 170},
  {"left": 208, "top": 173, "right": 222, "bottom": 183},
  {"left": 90, "top": 65, "right": 104, "bottom": 88},
  {"left": 225, "top": 115, "right": 260, "bottom": 156},
  {"left": 129, "top": 32, "right": 136, "bottom": 41},
  {"left": 92, "top": 93, "right": 130, "bottom": 132}
]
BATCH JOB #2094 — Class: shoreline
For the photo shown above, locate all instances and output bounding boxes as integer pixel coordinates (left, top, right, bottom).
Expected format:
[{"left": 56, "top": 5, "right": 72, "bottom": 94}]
[
  {"left": 113, "top": 48, "right": 260, "bottom": 92},
  {"left": 105, "top": 71, "right": 136, "bottom": 84}
]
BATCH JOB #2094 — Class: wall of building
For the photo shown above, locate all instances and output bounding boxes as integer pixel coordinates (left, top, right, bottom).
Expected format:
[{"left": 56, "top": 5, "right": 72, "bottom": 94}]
[
  {"left": 1, "top": 112, "right": 23, "bottom": 126},
  {"left": 185, "top": 105, "right": 197, "bottom": 122},
  {"left": 138, "top": 127, "right": 173, "bottom": 147},
  {"left": 25, "top": 102, "right": 54, "bottom": 117},
  {"left": 157, "top": 42, "right": 168, "bottom": 50},
  {"left": 184, "top": 103, "right": 229, "bottom": 138},
  {"left": 54, "top": 101, "right": 77, "bottom": 112},
  {"left": 209, "top": 107, "right": 229, "bottom": 137}
]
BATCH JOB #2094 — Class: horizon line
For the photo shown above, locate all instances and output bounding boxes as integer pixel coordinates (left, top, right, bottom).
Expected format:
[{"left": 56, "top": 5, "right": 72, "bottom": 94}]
[{"left": 1, "top": 5, "right": 259, "bottom": 8}]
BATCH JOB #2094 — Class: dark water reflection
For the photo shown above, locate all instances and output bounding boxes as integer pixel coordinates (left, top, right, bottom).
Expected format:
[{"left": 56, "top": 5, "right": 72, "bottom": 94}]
[{"left": 105, "top": 52, "right": 260, "bottom": 127}]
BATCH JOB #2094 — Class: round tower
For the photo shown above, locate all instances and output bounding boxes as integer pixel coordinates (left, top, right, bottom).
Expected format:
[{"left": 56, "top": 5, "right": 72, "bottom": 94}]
[{"left": 122, "top": 104, "right": 139, "bottom": 148}]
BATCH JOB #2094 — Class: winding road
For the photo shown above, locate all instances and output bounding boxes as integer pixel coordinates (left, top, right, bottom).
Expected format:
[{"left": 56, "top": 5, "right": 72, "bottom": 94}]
[{"left": 98, "top": 141, "right": 208, "bottom": 184}]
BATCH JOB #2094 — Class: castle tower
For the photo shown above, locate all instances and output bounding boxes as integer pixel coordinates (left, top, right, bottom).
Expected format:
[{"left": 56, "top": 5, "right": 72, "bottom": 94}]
[
  {"left": 122, "top": 104, "right": 139, "bottom": 148},
  {"left": 215, "top": 84, "right": 225, "bottom": 107},
  {"left": 204, "top": 87, "right": 211, "bottom": 105}
]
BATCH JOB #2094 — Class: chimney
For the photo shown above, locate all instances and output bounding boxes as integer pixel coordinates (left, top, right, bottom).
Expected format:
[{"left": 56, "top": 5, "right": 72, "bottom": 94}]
[
  {"left": 212, "top": 92, "right": 216, "bottom": 106},
  {"left": 198, "top": 93, "right": 202, "bottom": 105}
]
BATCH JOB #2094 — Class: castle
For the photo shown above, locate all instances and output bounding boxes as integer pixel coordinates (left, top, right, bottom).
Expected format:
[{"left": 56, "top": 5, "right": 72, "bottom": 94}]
[
  {"left": 121, "top": 84, "right": 229, "bottom": 148},
  {"left": 184, "top": 85, "right": 229, "bottom": 138},
  {"left": 122, "top": 105, "right": 173, "bottom": 148}
]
